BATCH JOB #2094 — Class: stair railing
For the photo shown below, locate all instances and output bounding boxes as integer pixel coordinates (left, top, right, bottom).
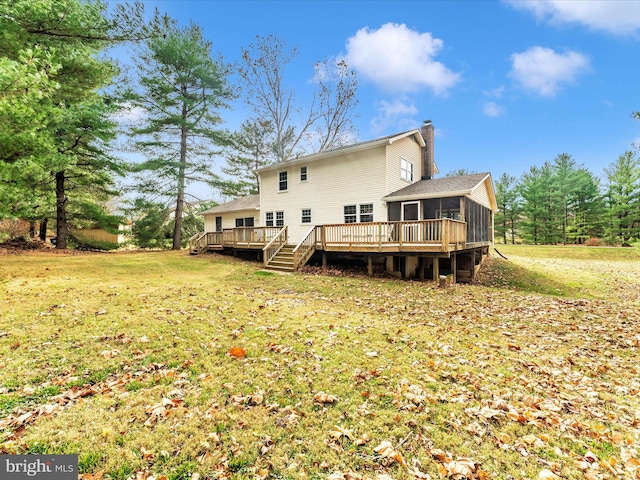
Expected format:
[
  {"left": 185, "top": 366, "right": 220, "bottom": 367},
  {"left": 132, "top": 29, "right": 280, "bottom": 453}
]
[
  {"left": 189, "top": 231, "right": 206, "bottom": 254},
  {"left": 293, "top": 226, "right": 316, "bottom": 270},
  {"left": 262, "top": 226, "right": 288, "bottom": 266}
]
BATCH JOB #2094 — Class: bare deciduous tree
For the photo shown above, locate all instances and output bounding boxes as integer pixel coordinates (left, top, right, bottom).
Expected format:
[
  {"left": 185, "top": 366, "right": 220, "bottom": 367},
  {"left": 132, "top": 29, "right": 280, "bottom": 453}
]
[{"left": 237, "top": 34, "right": 358, "bottom": 162}]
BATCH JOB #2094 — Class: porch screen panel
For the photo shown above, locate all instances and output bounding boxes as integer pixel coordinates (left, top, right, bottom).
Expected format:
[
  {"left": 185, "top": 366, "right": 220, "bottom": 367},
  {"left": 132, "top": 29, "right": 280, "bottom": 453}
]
[{"left": 465, "top": 199, "right": 490, "bottom": 243}]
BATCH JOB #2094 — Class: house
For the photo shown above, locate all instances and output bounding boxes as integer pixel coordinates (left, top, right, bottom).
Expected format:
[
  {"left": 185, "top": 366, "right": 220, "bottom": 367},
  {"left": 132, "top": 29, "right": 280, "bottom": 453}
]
[{"left": 194, "top": 122, "right": 497, "bottom": 282}]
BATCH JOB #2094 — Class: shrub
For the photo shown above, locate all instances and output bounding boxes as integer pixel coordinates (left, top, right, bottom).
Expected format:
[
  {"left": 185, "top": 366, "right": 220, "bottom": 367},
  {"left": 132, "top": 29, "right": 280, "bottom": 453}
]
[{"left": 584, "top": 238, "right": 601, "bottom": 246}]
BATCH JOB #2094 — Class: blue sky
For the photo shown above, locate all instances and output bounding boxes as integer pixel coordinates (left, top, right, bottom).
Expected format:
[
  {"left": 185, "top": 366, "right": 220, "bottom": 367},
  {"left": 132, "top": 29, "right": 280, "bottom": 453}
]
[{"left": 112, "top": 0, "right": 640, "bottom": 197}]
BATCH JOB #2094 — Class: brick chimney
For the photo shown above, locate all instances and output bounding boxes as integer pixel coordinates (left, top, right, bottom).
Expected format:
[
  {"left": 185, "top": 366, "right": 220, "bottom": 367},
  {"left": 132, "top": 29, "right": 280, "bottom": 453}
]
[{"left": 420, "top": 120, "right": 435, "bottom": 180}]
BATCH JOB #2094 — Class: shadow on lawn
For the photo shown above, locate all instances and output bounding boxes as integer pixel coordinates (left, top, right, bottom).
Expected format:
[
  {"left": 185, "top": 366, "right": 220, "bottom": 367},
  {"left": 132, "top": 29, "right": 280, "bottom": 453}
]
[{"left": 475, "top": 257, "right": 584, "bottom": 297}]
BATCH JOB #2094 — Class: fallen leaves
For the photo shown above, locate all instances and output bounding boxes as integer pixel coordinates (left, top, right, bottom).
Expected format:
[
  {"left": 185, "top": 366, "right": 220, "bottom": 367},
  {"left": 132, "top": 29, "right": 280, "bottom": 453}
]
[
  {"left": 314, "top": 391, "right": 337, "bottom": 404},
  {"left": 228, "top": 346, "right": 246, "bottom": 358}
]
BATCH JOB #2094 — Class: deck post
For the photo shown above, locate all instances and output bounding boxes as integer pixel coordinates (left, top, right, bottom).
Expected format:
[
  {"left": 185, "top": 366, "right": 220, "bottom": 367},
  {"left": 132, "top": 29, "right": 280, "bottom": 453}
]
[
  {"left": 322, "top": 253, "right": 327, "bottom": 269},
  {"left": 367, "top": 256, "right": 373, "bottom": 276},
  {"left": 452, "top": 253, "right": 457, "bottom": 284},
  {"left": 433, "top": 257, "right": 439, "bottom": 281},
  {"left": 418, "top": 257, "right": 425, "bottom": 281}
]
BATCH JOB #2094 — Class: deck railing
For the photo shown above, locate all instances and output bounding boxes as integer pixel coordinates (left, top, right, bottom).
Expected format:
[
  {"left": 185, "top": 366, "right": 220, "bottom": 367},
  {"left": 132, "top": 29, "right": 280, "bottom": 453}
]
[
  {"left": 293, "top": 226, "right": 316, "bottom": 270},
  {"left": 318, "top": 219, "right": 466, "bottom": 251},
  {"left": 195, "top": 219, "right": 467, "bottom": 255},
  {"left": 206, "top": 232, "right": 223, "bottom": 247},
  {"left": 263, "top": 226, "right": 288, "bottom": 266},
  {"left": 220, "top": 227, "right": 282, "bottom": 248}
]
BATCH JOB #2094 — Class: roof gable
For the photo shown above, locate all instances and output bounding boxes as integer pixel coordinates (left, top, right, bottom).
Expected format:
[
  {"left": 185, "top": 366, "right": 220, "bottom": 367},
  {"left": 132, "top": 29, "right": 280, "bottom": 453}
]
[{"left": 383, "top": 173, "right": 497, "bottom": 210}]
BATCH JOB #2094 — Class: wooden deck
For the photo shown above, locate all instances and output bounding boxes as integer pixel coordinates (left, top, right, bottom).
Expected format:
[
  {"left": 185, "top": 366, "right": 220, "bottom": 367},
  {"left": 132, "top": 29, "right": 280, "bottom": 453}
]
[{"left": 190, "top": 219, "right": 488, "bottom": 256}]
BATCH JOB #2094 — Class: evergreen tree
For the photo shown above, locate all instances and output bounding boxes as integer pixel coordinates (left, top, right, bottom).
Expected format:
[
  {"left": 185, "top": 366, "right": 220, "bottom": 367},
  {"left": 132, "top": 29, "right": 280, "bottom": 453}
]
[
  {"left": 494, "top": 173, "right": 520, "bottom": 244},
  {"left": 0, "top": 0, "right": 164, "bottom": 248},
  {"left": 604, "top": 151, "right": 640, "bottom": 245},
  {"left": 123, "top": 22, "right": 234, "bottom": 250},
  {"left": 216, "top": 119, "right": 276, "bottom": 198}
]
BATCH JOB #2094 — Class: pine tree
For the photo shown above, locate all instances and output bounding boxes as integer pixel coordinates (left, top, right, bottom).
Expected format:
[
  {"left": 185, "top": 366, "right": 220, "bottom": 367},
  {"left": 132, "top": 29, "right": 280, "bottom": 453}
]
[
  {"left": 123, "top": 22, "right": 234, "bottom": 249},
  {"left": 494, "top": 173, "right": 520, "bottom": 244},
  {"left": 216, "top": 119, "right": 276, "bottom": 198},
  {"left": 604, "top": 151, "right": 640, "bottom": 245}
]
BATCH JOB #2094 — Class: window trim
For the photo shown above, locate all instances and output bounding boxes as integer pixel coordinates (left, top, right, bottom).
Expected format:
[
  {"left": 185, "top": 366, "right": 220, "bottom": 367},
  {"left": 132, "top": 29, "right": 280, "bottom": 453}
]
[
  {"left": 359, "top": 203, "right": 374, "bottom": 223},
  {"left": 278, "top": 171, "right": 288, "bottom": 191},
  {"left": 301, "top": 208, "right": 311, "bottom": 224},
  {"left": 344, "top": 204, "right": 357, "bottom": 224},
  {"left": 400, "top": 158, "right": 414, "bottom": 182}
]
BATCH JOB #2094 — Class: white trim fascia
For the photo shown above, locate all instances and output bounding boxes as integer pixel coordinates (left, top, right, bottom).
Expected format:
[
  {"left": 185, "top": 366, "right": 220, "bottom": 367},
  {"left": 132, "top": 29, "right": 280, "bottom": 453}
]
[{"left": 383, "top": 189, "right": 474, "bottom": 203}]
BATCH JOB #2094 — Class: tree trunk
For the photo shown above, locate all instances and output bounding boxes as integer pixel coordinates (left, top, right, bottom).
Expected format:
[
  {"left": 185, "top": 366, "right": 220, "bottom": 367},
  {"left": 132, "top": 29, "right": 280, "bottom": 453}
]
[
  {"left": 29, "top": 222, "right": 36, "bottom": 239},
  {"left": 39, "top": 218, "right": 48, "bottom": 241},
  {"left": 56, "top": 171, "right": 67, "bottom": 249},
  {"left": 172, "top": 95, "right": 188, "bottom": 250}
]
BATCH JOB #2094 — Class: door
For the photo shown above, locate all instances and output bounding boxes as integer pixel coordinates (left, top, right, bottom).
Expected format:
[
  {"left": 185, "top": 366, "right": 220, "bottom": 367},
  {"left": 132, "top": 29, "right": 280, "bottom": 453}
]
[{"left": 402, "top": 202, "right": 420, "bottom": 242}]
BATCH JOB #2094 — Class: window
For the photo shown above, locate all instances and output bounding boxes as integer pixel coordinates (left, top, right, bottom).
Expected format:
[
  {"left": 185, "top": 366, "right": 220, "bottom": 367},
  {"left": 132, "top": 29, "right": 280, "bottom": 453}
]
[
  {"left": 344, "top": 205, "right": 357, "bottom": 223},
  {"left": 401, "top": 158, "right": 413, "bottom": 182},
  {"left": 301, "top": 209, "right": 311, "bottom": 224},
  {"left": 275, "top": 211, "right": 285, "bottom": 227},
  {"left": 360, "top": 203, "right": 374, "bottom": 222},
  {"left": 215, "top": 216, "right": 222, "bottom": 232},
  {"left": 279, "top": 171, "right": 288, "bottom": 191},
  {"left": 265, "top": 212, "right": 274, "bottom": 227},
  {"left": 235, "top": 217, "right": 255, "bottom": 227},
  {"left": 300, "top": 166, "right": 308, "bottom": 181}
]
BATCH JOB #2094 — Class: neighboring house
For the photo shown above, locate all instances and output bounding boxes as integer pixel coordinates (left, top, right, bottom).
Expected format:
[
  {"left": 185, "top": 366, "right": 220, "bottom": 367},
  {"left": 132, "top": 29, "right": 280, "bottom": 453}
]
[
  {"left": 73, "top": 223, "right": 132, "bottom": 244},
  {"left": 195, "top": 122, "right": 497, "bottom": 283}
]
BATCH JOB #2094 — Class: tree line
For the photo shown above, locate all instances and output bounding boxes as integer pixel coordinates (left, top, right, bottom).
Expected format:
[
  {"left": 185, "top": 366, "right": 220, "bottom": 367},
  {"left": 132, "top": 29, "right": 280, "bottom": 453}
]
[
  {"left": 495, "top": 135, "right": 640, "bottom": 246},
  {"left": 0, "top": 0, "right": 358, "bottom": 250}
]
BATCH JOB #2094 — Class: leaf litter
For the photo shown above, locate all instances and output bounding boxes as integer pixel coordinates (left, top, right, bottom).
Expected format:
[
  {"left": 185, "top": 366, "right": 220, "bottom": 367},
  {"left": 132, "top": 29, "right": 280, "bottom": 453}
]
[{"left": 0, "top": 250, "right": 639, "bottom": 479}]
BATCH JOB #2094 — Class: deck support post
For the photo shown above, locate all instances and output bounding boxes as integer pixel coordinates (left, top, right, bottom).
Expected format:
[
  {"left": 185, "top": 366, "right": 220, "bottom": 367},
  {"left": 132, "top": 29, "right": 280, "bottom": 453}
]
[
  {"left": 322, "top": 253, "right": 327, "bottom": 269},
  {"left": 367, "top": 256, "right": 373, "bottom": 276},
  {"left": 433, "top": 257, "right": 439, "bottom": 281},
  {"left": 418, "top": 257, "right": 425, "bottom": 281},
  {"left": 452, "top": 253, "right": 457, "bottom": 284}
]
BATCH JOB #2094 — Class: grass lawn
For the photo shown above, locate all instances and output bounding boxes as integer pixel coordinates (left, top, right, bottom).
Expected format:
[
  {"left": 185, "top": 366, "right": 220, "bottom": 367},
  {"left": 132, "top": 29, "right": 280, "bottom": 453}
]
[{"left": 0, "top": 248, "right": 639, "bottom": 480}]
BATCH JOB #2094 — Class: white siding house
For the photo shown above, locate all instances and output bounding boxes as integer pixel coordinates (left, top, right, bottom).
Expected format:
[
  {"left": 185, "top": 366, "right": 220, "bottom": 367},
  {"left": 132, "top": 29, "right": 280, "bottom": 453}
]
[
  {"left": 196, "top": 123, "right": 497, "bottom": 281},
  {"left": 257, "top": 130, "right": 425, "bottom": 242}
]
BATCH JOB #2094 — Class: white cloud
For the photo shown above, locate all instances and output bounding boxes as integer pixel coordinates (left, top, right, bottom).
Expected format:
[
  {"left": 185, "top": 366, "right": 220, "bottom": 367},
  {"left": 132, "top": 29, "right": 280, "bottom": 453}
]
[
  {"left": 505, "top": 0, "right": 640, "bottom": 36},
  {"left": 509, "top": 46, "right": 590, "bottom": 97},
  {"left": 345, "top": 23, "right": 460, "bottom": 94},
  {"left": 483, "top": 102, "right": 506, "bottom": 117},
  {"left": 111, "top": 103, "right": 147, "bottom": 124},
  {"left": 483, "top": 85, "right": 505, "bottom": 99},
  {"left": 370, "top": 99, "right": 418, "bottom": 134}
]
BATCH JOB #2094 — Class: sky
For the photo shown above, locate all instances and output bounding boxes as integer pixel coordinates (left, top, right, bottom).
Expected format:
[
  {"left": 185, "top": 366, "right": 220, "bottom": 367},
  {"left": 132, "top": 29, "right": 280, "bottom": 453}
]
[{"left": 110, "top": 0, "right": 640, "bottom": 199}]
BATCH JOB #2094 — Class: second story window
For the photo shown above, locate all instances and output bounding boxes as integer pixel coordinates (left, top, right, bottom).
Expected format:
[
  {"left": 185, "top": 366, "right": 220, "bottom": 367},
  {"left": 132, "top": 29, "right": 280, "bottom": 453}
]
[
  {"left": 279, "top": 171, "right": 288, "bottom": 191},
  {"left": 401, "top": 158, "right": 413, "bottom": 182},
  {"left": 300, "top": 166, "right": 308, "bottom": 181}
]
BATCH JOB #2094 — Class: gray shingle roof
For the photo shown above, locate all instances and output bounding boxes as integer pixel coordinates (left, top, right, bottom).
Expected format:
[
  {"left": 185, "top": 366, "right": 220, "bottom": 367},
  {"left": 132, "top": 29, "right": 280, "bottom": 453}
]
[
  {"left": 383, "top": 173, "right": 491, "bottom": 200},
  {"left": 199, "top": 194, "right": 260, "bottom": 215}
]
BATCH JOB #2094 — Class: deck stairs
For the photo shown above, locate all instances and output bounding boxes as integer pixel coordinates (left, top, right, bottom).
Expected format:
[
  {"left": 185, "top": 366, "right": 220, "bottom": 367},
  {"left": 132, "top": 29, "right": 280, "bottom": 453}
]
[{"left": 265, "top": 244, "right": 296, "bottom": 272}]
